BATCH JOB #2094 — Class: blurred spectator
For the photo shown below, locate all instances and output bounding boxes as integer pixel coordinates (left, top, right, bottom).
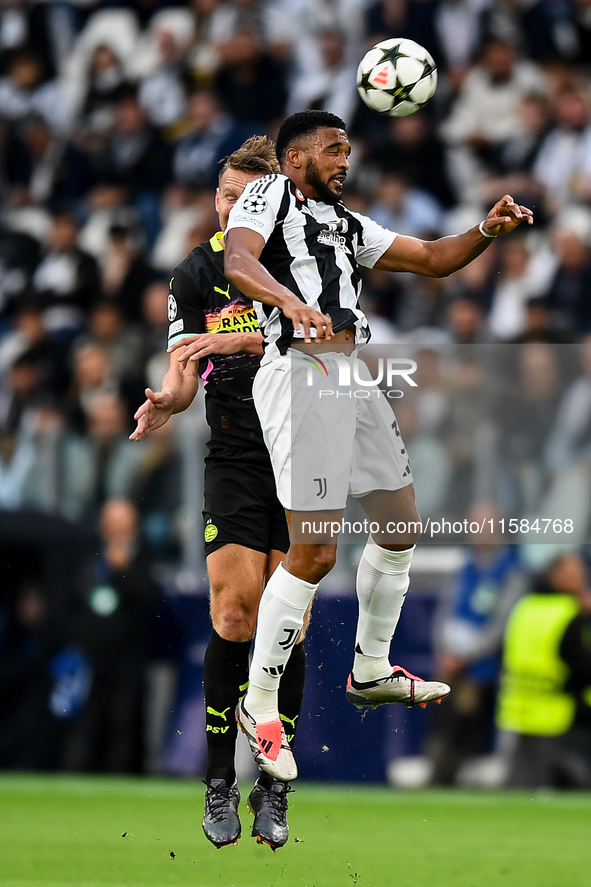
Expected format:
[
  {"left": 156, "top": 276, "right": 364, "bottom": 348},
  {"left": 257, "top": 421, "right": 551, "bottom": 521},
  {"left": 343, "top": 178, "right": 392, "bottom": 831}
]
[
  {"left": 366, "top": 113, "right": 455, "bottom": 209},
  {"left": 0, "top": 300, "right": 70, "bottom": 397},
  {"left": 368, "top": 171, "right": 444, "bottom": 239},
  {"left": 60, "top": 499, "right": 160, "bottom": 771},
  {"left": 395, "top": 397, "right": 451, "bottom": 519},
  {"left": 544, "top": 209, "right": 591, "bottom": 335},
  {"left": 140, "top": 278, "right": 170, "bottom": 360},
  {"left": 214, "top": 26, "right": 288, "bottom": 125},
  {"left": 487, "top": 236, "right": 555, "bottom": 341},
  {"left": 80, "top": 301, "right": 144, "bottom": 390},
  {"left": 498, "top": 551, "right": 591, "bottom": 788},
  {"left": 545, "top": 338, "right": 591, "bottom": 472},
  {"left": 173, "top": 88, "right": 250, "bottom": 188},
  {"left": 61, "top": 391, "right": 146, "bottom": 521},
  {"left": 0, "top": 3, "right": 55, "bottom": 77},
  {"left": 442, "top": 355, "right": 495, "bottom": 514},
  {"left": 0, "top": 223, "right": 41, "bottom": 318},
  {"left": 78, "top": 183, "right": 138, "bottom": 260},
  {"left": 509, "top": 296, "right": 572, "bottom": 345},
  {"left": 93, "top": 90, "right": 172, "bottom": 245},
  {"left": 32, "top": 209, "right": 101, "bottom": 337},
  {"left": 434, "top": 0, "right": 488, "bottom": 82},
  {"left": 100, "top": 224, "right": 158, "bottom": 323},
  {"left": 6, "top": 114, "right": 94, "bottom": 207},
  {"left": 445, "top": 296, "right": 489, "bottom": 344},
  {"left": 533, "top": 88, "right": 591, "bottom": 213},
  {"left": 132, "top": 422, "right": 182, "bottom": 558},
  {"left": 65, "top": 342, "right": 115, "bottom": 428},
  {"left": 443, "top": 246, "right": 496, "bottom": 323},
  {"left": 0, "top": 48, "right": 66, "bottom": 130},
  {"left": 151, "top": 185, "right": 216, "bottom": 271},
  {"left": 286, "top": 29, "right": 358, "bottom": 124},
  {"left": 429, "top": 505, "right": 525, "bottom": 784},
  {"left": 442, "top": 38, "right": 544, "bottom": 198},
  {"left": 268, "top": 0, "right": 366, "bottom": 78},
  {"left": 0, "top": 352, "right": 51, "bottom": 433},
  {"left": 187, "top": 0, "right": 225, "bottom": 78},
  {"left": 76, "top": 45, "right": 130, "bottom": 137},
  {"left": 572, "top": 0, "right": 591, "bottom": 63},
  {"left": 366, "top": 0, "right": 438, "bottom": 54},
  {"left": 482, "top": 93, "right": 550, "bottom": 213},
  {"left": 0, "top": 570, "right": 61, "bottom": 769},
  {"left": 496, "top": 343, "right": 561, "bottom": 516},
  {"left": 0, "top": 426, "right": 37, "bottom": 509},
  {"left": 137, "top": 25, "right": 193, "bottom": 128}
]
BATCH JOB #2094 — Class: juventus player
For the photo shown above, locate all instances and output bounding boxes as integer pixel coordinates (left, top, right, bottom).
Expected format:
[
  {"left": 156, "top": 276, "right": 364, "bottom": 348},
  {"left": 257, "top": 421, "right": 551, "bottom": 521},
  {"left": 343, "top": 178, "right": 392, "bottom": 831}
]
[
  {"left": 131, "top": 138, "right": 303, "bottom": 850},
  {"left": 224, "top": 110, "right": 533, "bottom": 781}
]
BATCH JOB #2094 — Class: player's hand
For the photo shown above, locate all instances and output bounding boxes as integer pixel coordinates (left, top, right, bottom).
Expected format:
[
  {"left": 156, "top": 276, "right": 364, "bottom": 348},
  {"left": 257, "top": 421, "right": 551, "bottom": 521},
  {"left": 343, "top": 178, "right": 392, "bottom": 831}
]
[
  {"left": 129, "top": 388, "right": 175, "bottom": 441},
  {"left": 282, "top": 296, "right": 333, "bottom": 343},
  {"left": 169, "top": 333, "right": 256, "bottom": 369},
  {"left": 482, "top": 194, "right": 533, "bottom": 236}
]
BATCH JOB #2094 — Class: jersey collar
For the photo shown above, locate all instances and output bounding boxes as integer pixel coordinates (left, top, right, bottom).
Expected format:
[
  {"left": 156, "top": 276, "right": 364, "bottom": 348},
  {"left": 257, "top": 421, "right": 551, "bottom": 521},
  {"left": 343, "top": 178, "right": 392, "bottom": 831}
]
[{"left": 210, "top": 231, "right": 224, "bottom": 252}]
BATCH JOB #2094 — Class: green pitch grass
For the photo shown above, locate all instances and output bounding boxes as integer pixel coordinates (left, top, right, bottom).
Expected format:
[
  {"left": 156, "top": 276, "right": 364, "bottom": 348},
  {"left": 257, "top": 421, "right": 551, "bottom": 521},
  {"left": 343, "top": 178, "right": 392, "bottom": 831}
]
[{"left": 1, "top": 775, "right": 590, "bottom": 887}]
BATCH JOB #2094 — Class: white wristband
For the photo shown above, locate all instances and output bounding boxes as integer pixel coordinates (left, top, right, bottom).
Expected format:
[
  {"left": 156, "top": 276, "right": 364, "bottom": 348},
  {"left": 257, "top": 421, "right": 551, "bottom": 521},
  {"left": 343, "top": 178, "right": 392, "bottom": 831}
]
[{"left": 479, "top": 221, "right": 497, "bottom": 238}]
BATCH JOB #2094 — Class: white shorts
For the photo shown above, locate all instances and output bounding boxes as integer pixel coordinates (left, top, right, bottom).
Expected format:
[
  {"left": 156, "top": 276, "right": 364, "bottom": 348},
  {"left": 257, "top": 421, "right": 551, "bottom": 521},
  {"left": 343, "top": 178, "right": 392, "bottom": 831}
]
[{"left": 253, "top": 350, "right": 413, "bottom": 511}]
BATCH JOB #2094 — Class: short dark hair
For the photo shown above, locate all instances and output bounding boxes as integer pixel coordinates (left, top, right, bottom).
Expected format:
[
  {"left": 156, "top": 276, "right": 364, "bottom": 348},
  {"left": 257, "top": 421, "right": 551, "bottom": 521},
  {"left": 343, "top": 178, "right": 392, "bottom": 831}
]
[
  {"left": 275, "top": 110, "right": 347, "bottom": 164},
  {"left": 219, "top": 135, "right": 280, "bottom": 182}
]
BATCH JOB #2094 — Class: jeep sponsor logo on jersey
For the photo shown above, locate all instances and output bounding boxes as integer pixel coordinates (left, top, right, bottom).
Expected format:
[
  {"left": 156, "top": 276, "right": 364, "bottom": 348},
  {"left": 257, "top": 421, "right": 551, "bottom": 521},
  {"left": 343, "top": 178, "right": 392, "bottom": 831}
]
[{"left": 317, "top": 230, "right": 351, "bottom": 253}]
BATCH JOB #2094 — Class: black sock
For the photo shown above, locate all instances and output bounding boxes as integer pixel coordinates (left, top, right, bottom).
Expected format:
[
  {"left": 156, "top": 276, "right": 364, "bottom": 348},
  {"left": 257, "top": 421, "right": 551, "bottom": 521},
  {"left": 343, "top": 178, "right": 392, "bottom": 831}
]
[
  {"left": 258, "top": 641, "right": 307, "bottom": 790},
  {"left": 203, "top": 630, "right": 251, "bottom": 784}
]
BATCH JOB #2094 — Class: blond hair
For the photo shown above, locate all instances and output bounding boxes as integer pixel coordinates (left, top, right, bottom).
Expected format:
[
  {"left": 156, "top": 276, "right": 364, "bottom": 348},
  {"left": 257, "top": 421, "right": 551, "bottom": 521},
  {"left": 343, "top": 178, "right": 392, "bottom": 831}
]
[{"left": 219, "top": 135, "right": 280, "bottom": 182}]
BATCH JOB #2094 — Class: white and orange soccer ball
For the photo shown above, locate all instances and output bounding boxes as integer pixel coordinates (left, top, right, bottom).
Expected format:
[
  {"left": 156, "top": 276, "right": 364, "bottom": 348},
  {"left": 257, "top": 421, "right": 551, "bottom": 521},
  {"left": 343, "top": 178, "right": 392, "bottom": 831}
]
[{"left": 356, "top": 38, "right": 438, "bottom": 117}]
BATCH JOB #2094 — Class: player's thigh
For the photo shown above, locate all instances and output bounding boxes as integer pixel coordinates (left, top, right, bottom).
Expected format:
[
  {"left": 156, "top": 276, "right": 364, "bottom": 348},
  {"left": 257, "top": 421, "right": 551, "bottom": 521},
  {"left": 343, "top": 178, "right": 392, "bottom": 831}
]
[
  {"left": 207, "top": 543, "right": 268, "bottom": 634},
  {"left": 254, "top": 353, "right": 356, "bottom": 512},
  {"left": 358, "top": 485, "right": 421, "bottom": 547},
  {"left": 350, "top": 385, "right": 413, "bottom": 494},
  {"left": 203, "top": 442, "right": 280, "bottom": 556}
]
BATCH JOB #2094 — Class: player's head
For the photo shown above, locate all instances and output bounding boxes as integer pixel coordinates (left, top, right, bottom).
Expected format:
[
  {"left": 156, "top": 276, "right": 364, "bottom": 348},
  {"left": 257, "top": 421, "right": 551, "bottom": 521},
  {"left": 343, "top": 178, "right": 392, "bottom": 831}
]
[
  {"left": 275, "top": 110, "right": 349, "bottom": 205},
  {"left": 216, "top": 135, "right": 280, "bottom": 230}
]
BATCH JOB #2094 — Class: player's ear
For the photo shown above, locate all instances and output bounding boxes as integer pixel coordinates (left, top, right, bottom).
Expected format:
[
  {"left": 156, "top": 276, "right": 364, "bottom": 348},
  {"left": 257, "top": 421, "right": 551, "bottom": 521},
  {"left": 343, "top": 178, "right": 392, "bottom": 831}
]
[
  {"left": 215, "top": 188, "right": 220, "bottom": 212},
  {"left": 286, "top": 146, "right": 302, "bottom": 169}
]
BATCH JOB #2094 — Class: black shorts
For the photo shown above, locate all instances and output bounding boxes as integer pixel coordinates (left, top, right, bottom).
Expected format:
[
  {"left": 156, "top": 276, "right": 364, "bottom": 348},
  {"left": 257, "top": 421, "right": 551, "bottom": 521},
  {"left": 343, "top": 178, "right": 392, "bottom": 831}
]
[{"left": 203, "top": 441, "right": 290, "bottom": 558}]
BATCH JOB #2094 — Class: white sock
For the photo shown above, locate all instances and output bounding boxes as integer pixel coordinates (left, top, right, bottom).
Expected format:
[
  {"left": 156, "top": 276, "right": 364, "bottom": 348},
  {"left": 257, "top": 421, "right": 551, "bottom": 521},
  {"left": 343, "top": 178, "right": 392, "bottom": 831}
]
[
  {"left": 245, "top": 563, "right": 318, "bottom": 721},
  {"left": 353, "top": 541, "right": 414, "bottom": 682}
]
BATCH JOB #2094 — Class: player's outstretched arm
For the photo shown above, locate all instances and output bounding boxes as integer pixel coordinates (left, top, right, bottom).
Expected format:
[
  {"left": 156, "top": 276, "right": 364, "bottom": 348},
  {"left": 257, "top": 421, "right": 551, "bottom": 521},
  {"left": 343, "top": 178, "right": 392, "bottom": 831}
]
[
  {"left": 224, "top": 228, "right": 333, "bottom": 343},
  {"left": 129, "top": 352, "right": 199, "bottom": 441},
  {"left": 168, "top": 332, "right": 264, "bottom": 370},
  {"left": 375, "top": 195, "right": 533, "bottom": 278}
]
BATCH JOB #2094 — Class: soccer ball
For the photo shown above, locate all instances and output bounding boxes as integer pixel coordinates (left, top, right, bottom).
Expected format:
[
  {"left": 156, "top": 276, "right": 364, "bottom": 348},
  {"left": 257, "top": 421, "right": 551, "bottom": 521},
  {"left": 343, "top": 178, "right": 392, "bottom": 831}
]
[{"left": 356, "top": 38, "right": 437, "bottom": 117}]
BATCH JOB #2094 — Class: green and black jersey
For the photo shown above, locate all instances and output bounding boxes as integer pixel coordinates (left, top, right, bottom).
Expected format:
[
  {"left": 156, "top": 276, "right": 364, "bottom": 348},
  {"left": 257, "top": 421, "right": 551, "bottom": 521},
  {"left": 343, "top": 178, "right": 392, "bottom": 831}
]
[{"left": 167, "top": 232, "right": 264, "bottom": 449}]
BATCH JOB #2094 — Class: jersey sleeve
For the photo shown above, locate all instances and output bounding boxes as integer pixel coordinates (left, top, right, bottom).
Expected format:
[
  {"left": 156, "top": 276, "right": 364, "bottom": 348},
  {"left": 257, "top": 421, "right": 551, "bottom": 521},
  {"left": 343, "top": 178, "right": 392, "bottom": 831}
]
[
  {"left": 167, "top": 267, "right": 206, "bottom": 348},
  {"left": 350, "top": 210, "right": 397, "bottom": 269},
  {"left": 225, "top": 174, "right": 286, "bottom": 244}
]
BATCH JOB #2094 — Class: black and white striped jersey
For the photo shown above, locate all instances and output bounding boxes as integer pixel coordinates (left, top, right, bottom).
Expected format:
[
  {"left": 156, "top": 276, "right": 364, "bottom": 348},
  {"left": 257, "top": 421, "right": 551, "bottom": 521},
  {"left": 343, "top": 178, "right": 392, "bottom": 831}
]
[{"left": 225, "top": 173, "right": 397, "bottom": 362}]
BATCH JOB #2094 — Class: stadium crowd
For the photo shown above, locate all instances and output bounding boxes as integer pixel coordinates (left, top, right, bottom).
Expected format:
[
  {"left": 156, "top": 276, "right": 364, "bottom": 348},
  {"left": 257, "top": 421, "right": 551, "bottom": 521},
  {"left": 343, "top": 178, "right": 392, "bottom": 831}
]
[{"left": 1, "top": 0, "right": 591, "bottom": 781}]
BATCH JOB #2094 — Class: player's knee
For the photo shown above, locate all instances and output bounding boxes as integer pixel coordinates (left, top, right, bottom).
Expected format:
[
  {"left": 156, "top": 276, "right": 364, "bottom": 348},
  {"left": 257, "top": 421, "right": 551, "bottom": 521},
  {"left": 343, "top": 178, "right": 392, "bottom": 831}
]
[
  {"left": 211, "top": 593, "right": 258, "bottom": 642},
  {"left": 306, "top": 546, "right": 337, "bottom": 582}
]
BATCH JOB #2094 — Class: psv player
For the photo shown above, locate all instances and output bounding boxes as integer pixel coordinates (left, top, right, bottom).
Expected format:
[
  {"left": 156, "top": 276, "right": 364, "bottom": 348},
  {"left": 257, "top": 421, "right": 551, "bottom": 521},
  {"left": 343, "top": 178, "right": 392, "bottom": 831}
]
[{"left": 131, "top": 138, "right": 302, "bottom": 850}]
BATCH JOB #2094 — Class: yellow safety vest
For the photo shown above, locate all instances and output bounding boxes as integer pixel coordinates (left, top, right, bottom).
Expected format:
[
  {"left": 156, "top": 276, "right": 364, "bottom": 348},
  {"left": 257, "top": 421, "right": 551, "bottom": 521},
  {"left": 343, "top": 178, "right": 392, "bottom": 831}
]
[{"left": 497, "top": 593, "right": 579, "bottom": 736}]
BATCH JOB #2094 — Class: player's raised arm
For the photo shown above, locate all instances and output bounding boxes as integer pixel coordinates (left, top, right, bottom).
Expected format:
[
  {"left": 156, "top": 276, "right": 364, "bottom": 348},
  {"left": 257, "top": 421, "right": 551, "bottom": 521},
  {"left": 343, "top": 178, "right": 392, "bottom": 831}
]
[
  {"left": 129, "top": 351, "right": 199, "bottom": 441},
  {"left": 224, "top": 227, "right": 333, "bottom": 342},
  {"left": 375, "top": 194, "right": 533, "bottom": 278}
]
